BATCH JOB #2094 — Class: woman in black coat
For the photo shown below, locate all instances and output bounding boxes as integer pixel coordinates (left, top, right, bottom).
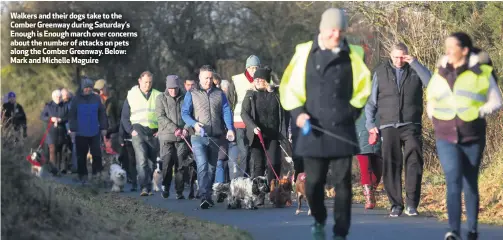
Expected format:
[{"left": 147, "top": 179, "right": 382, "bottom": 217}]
[
  {"left": 40, "top": 89, "right": 69, "bottom": 175},
  {"left": 241, "top": 67, "right": 289, "bottom": 186}
]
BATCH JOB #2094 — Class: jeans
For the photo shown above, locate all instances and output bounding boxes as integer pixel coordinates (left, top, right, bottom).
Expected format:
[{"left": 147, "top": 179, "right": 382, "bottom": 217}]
[
  {"left": 304, "top": 157, "right": 352, "bottom": 237},
  {"left": 132, "top": 133, "right": 159, "bottom": 191},
  {"left": 436, "top": 138, "right": 485, "bottom": 234},
  {"left": 75, "top": 135, "right": 102, "bottom": 177},
  {"left": 235, "top": 128, "right": 251, "bottom": 175},
  {"left": 227, "top": 142, "right": 246, "bottom": 180},
  {"left": 160, "top": 140, "right": 189, "bottom": 194},
  {"left": 216, "top": 159, "right": 227, "bottom": 183},
  {"left": 191, "top": 135, "right": 220, "bottom": 200}
]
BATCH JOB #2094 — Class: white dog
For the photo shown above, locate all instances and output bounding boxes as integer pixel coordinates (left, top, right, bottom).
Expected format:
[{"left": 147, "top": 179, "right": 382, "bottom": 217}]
[
  {"left": 110, "top": 164, "right": 127, "bottom": 192},
  {"left": 213, "top": 176, "right": 270, "bottom": 210},
  {"left": 152, "top": 161, "right": 163, "bottom": 192}
]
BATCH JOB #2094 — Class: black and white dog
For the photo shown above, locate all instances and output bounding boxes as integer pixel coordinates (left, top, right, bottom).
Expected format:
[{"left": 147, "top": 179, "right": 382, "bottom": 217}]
[{"left": 213, "top": 176, "right": 270, "bottom": 210}]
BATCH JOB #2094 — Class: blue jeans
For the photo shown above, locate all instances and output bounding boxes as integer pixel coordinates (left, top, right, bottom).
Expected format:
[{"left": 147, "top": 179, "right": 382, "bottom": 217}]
[
  {"left": 436, "top": 138, "right": 485, "bottom": 234},
  {"left": 227, "top": 142, "right": 246, "bottom": 180},
  {"left": 132, "top": 134, "right": 159, "bottom": 191},
  {"left": 215, "top": 159, "right": 227, "bottom": 183},
  {"left": 191, "top": 135, "right": 220, "bottom": 200}
]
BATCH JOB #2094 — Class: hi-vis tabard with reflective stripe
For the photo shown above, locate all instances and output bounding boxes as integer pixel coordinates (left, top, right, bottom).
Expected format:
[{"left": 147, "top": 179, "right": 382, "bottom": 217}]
[
  {"left": 127, "top": 86, "right": 161, "bottom": 129},
  {"left": 279, "top": 41, "right": 371, "bottom": 110},
  {"left": 426, "top": 65, "right": 492, "bottom": 122}
]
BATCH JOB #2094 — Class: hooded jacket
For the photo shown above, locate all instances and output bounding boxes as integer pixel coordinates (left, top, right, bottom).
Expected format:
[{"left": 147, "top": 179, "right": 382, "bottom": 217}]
[{"left": 155, "top": 88, "right": 190, "bottom": 142}]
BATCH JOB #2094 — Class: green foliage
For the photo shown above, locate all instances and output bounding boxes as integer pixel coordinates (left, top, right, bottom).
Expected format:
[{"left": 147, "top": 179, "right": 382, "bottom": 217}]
[{"left": 1, "top": 64, "right": 75, "bottom": 124}]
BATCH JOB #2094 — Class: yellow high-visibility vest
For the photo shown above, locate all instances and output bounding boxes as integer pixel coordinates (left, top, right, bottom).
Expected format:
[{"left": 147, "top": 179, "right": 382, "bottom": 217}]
[
  {"left": 279, "top": 41, "right": 371, "bottom": 111},
  {"left": 127, "top": 86, "right": 161, "bottom": 129},
  {"left": 426, "top": 65, "right": 492, "bottom": 122}
]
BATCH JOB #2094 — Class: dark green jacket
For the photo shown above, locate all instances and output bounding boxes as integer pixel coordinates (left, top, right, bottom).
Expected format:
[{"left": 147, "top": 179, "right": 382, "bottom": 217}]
[{"left": 355, "top": 110, "right": 381, "bottom": 155}]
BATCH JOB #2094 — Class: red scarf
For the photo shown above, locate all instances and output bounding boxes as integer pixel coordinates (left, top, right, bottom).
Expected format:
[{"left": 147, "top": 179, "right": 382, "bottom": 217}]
[{"left": 245, "top": 70, "right": 254, "bottom": 83}]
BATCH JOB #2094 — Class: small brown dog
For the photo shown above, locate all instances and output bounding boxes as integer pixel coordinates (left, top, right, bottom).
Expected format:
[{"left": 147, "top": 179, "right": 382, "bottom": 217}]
[
  {"left": 269, "top": 173, "right": 293, "bottom": 208},
  {"left": 325, "top": 186, "right": 336, "bottom": 198},
  {"left": 295, "top": 172, "right": 311, "bottom": 215}
]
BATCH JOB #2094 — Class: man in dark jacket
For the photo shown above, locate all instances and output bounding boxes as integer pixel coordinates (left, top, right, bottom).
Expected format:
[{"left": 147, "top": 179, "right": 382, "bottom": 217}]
[
  {"left": 1, "top": 91, "right": 27, "bottom": 140},
  {"left": 279, "top": 8, "right": 372, "bottom": 240},
  {"left": 156, "top": 75, "right": 191, "bottom": 199},
  {"left": 69, "top": 78, "right": 109, "bottom": 183},
  {"left": 94, "top": 79, "right": 120, "bottom": 154},
  {"left": 365, "top": 43, "right": 431, "bottom": 217}
]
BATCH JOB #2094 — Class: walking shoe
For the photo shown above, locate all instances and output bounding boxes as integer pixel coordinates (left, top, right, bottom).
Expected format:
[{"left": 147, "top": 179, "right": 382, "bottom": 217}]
[
  {"left": 148, "top": 190, "right": 154, "bottom": 196},
  {"left": 467, "top": 231, "right": 478, "bottom": 240},
  {"left": 140, "top": 189, "right": 149, "bottom": 196},
  {"left": 389, "top": 206, "right": 403, "bottom": 217},
  {"left": 162, "top": 191, "right": 169, "bottom": 199},
  {"left": 311, "top": 221, "right": 326, "bottom": 240},
  {"left": 176, "top": 194, "right": 185, "bottom": 200},
  {"left": 404, "top": 206, "right": 419, "bottom": 216},
  {"left": 188, "top": 192, "right": 195, "bottom": 200},
  {"left": 200, "top": 199, "right": 211, "bottom": 209},
  {"left": 444, "top": 231, "right": 461, "bottom": 240},
  {"left": 207, "top": 198, "right": 215, "bottom": 207}
]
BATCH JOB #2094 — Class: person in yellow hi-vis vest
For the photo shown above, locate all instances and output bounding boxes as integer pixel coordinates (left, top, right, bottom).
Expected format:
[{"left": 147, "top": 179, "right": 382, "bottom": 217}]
[
  {"left": 122, "top": 71, "right": 162, "bottom": 196},
  {"left": 426, "top": 32, "right": 502, "bottom": 240},
  {"left": 279, "top": 8, "right": 371, "bottom": 240}
]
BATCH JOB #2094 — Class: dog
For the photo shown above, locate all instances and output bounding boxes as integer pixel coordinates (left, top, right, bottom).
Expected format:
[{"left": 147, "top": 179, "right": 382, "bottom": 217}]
[
  {"left": 213, "top": 176, "right": 270, "bottom": 210},
  {"left": 295, "top": 172, "right": 311, "bottom": 215},
  {"left": 152, "top": 160, "right": 163, "bottom": 192},
  {"left": 269, "top": 172, "right": 293, "bottom": 208},
  {"left": 187, "top": 154, "right": 199, "bottom": 199},
  {"left": 28, "top": 150, "right": 50, "bottom": 178},
  {"left": 110, "top": 163, "right": 127, "bottom": 192},
  {"left": 325, "top": 186, "right": 336, "bottom": 198}
]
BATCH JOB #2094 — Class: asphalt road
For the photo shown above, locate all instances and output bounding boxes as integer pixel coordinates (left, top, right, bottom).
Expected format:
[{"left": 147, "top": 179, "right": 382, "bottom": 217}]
[{"left": 57, "top": 176, "right": 503, "bottom": 240}]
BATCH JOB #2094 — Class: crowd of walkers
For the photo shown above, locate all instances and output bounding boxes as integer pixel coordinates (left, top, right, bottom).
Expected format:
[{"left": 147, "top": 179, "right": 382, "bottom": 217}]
[{"left": 2, "top": 7, "right": 502, "bottom": 240}]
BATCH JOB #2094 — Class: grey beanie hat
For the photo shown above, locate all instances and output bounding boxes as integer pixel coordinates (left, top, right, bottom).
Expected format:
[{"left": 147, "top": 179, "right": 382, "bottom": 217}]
[
  {"left": 81, "top": 77, "right": 94, "bottom": 89},
  {"left": 319, "top": 8, "right": 348, "bottom": 31},
  {"left": 166, "top": 75, "right": 180, "bottom": 89},
  {"left": 245, "top": 55, "right": 261, "bottom": 68}
]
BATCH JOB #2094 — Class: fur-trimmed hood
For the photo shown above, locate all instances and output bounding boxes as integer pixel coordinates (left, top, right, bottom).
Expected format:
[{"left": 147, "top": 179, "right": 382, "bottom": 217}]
[{"left": 436, "top": 50, "right": 492, "bottom": 70}]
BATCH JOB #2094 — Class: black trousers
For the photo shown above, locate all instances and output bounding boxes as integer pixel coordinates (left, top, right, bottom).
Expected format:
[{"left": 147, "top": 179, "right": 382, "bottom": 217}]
[
  {"left": 304, "top": 157, "right": 352, "bottom": 237},
  {"left": 160, "top": 140, "right": 190, "bottom": 195},
  {"left": 291, "top": 129, "right": 304, "bottom": 182},
  {"left": 250, "top": 138, "right": 281, "bottom": 184},
  {"left": 380, "top": 124, "right": 423, "bottom": 209},
  {"left": 76, "top": 135, "right": 102, "bottom": 177},
  {"left": 119, "top": 140, "right": 137, "bottom": 185}
]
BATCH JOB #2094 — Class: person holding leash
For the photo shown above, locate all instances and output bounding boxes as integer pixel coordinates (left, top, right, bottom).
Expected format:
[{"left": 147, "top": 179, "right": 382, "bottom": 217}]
[{"left": 279, "top": 8, "right": 371, "bottom": 240}]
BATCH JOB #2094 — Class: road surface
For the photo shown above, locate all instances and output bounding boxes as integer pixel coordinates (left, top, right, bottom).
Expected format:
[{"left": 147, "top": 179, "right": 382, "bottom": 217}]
[{"left": 57, "top": 176, "right": 503, "bottom": 240}]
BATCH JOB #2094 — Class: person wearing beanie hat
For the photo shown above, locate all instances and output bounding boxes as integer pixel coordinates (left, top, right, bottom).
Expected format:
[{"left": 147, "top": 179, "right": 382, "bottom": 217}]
[
  {"left": 241, "top": 66, "right": 289, "bottom": 203},
  {"left": 68, "top": 77, "right": 109, "bottom": 184},
  {"left": 230, "top": 55, "right": 261, "bottom": 178},
  {"left": 122, "top": 71, "right": 162, "bottom": 195},
  {"left": 155, "top": 74, "right": 191, "bottom": 199},
  {"left": 2, "top": 91, "right": 28, "bottom": 139},
  {"left": 279, "top": 7, "right": 373, "bottom": 239}
]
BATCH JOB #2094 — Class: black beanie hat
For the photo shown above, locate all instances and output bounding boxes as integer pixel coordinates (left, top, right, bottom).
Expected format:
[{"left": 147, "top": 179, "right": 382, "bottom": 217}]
[{"left": 254, "top": 66, "right": 272, "bottom": 81}]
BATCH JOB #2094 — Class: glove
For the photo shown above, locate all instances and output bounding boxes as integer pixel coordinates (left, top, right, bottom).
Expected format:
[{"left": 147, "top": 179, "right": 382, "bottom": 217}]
[
  {"left": 174, "top": 128, "right": 183, "bottom": 137},
  {"left": 106, "top": 130, "right": 112, "bottom": 139},
  {"left": 302, "top": 119, "right": 311, "bottom": 136}
]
